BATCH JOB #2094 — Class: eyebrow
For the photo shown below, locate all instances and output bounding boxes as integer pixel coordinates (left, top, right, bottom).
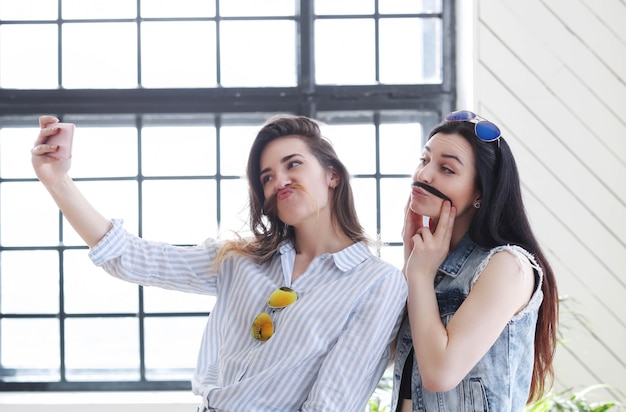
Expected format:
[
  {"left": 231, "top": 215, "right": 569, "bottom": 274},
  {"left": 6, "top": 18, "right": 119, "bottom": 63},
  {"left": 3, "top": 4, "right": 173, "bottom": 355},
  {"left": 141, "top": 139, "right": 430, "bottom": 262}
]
[
  {"left": 260, "top": 153, "right": 303, "bottom": 176},
  {"left": 424, "top": 145, "right": 465, "bottom": 166}
]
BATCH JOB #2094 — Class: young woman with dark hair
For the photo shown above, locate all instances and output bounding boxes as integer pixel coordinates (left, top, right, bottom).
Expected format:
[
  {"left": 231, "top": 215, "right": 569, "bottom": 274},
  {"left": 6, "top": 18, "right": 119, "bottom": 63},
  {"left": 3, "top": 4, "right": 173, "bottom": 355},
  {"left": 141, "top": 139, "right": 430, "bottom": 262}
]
[{"left": 393, "top": 111, "right": 558, "bottom": 411}]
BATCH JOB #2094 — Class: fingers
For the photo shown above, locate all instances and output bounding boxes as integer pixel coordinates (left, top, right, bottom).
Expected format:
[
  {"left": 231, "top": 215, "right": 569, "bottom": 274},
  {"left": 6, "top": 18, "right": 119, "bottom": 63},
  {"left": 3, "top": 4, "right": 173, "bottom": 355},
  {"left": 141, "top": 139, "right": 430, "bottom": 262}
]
[
  {"left": 39, "top": 115, "right": 59, "bottom": 129},
  {"left": 434, "top": 201, "right": 456, "bottom": 244},
  {"left": 35, "top": 116, "right": 61, "bottom": 146},
  {"left": 412, "top": 227, "right": 430, "bottom": 243},
  {"left": 31, "top": 143, "right": 56, "bottom": 157},
  {"left": 33, "top": 116, "right": 62, "bottom": 159},
  {"left": 405, "top": 202, "right": 455, "bottom": 279}
]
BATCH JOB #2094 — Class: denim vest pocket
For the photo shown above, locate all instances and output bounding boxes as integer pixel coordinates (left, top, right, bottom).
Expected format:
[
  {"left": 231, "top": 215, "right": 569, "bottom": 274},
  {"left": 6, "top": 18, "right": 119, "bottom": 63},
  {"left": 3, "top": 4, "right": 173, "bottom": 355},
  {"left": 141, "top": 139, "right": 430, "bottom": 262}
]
[{"left": 468, "top": 377, "right": 489, "bottom": 411}]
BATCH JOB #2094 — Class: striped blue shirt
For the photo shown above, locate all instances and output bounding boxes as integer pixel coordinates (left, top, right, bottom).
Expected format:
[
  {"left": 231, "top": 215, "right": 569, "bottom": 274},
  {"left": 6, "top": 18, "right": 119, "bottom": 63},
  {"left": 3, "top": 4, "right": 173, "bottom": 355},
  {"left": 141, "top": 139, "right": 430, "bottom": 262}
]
[{"left": 89, "top": 220, "right": 407, "bottom": 412}]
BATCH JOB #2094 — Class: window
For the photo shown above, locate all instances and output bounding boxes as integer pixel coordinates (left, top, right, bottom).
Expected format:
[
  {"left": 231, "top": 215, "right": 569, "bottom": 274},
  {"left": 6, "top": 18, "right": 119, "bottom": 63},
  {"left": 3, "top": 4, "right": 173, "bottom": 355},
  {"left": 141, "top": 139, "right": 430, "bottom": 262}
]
[{"left": 0, "top": 0, "right": 455, "bottom": 391}]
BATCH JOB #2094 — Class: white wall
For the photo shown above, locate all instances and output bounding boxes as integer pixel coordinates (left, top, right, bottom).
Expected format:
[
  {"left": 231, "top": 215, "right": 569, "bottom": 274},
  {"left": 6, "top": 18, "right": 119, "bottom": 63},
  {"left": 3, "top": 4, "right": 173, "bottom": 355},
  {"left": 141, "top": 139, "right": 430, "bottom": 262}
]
[{"left": 474, "top": 0, "right": 626, "bottom": 402}]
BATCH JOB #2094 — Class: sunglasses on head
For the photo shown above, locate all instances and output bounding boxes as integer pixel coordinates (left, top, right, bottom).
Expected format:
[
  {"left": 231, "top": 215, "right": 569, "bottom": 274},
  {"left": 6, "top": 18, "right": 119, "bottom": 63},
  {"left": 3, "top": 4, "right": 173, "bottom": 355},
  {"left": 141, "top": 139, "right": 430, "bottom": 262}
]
[
  {"left": 251, "top": 286, "right": 298, "bottom": 341},
  {"left": 444, "top": 110, "right": 501, "bottom": 142}
]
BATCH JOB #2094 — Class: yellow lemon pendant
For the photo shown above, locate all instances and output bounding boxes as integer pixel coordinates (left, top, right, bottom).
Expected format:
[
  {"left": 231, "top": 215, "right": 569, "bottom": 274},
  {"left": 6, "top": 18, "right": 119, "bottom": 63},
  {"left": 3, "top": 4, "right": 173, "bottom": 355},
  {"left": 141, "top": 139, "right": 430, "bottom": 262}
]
[
  {"left": 268, "top": 287, "right": 298, "bottom": 308},
  {"left": 252, "top": 312, "right": 274, "bottom": 341}
]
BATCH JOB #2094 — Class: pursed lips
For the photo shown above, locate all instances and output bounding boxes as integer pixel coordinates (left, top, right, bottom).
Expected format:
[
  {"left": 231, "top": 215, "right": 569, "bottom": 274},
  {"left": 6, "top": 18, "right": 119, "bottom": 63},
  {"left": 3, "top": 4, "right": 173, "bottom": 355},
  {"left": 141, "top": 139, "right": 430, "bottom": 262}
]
[
  {"left": 278, "top": 188, "right": 294, "bottom": 201},
  {"left": 411, "top": 181, "right": 452, "bottom": 203},
  {"left": 412, "top": 186, "right": 428, "bottom": 197}
]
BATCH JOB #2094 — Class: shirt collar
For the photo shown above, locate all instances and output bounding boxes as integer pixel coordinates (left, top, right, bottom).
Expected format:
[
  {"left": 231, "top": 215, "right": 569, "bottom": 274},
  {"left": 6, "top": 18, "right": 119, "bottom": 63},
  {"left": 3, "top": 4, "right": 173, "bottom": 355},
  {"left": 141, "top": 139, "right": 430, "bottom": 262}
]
[
  {"left": 278, "top": 240, "right": 370, "bottom": 273},
  {"left": 438, "top": 234, "right": 479, "bottom": 278}
]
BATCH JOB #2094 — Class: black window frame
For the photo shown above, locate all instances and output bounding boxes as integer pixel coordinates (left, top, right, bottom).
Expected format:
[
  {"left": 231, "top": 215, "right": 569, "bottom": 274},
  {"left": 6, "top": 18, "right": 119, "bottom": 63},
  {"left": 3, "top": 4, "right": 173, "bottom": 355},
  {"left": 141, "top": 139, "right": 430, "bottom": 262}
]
[{"left": 0, "top": 0, "right": 457, "bottom": 392}]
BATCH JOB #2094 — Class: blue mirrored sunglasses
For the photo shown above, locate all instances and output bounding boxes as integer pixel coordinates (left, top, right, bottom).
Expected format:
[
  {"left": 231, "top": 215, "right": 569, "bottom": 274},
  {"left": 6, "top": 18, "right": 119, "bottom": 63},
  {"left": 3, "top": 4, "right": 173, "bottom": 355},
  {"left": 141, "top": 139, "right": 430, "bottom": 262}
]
[{"left": 444, "top": 110, "right": 501, "bottom": 142}]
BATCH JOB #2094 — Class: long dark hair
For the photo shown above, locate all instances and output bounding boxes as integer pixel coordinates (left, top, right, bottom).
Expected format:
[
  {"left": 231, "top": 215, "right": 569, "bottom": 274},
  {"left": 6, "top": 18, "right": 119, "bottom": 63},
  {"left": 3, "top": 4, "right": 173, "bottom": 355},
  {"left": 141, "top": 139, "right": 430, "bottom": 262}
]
[
  {"left": 429, "top": 120, "right": 559, "bottom": 403},
  {"left": 218, "top": 115, "right": 366, "bottom": 266}
]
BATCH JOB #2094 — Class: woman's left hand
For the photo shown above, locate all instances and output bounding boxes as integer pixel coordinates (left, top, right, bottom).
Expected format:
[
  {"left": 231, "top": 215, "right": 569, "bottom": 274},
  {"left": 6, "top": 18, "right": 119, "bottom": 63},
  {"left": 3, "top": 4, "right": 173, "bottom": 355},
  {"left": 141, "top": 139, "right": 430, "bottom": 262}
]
[{"left": 405, "top": 201, "right": 456, "bottom": 282}]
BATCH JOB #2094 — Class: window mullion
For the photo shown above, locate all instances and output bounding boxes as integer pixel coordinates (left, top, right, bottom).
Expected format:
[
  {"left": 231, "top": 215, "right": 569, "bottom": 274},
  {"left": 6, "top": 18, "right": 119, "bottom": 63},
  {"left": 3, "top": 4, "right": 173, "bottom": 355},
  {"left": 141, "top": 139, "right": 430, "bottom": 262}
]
[{"left": 298, "top": 0, "right": 315, "bottom": 117}]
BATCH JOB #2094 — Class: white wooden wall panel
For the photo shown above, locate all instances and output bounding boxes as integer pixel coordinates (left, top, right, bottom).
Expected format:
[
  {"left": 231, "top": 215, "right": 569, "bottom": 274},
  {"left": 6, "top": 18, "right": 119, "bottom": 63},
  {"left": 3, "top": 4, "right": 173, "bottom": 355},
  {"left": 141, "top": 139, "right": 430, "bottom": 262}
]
[
  {"left": 586, "top": 1, "right": 626, "bottom": 44},
  {"left": 473, "top": 0, "right": 626, "bottom": 401}
]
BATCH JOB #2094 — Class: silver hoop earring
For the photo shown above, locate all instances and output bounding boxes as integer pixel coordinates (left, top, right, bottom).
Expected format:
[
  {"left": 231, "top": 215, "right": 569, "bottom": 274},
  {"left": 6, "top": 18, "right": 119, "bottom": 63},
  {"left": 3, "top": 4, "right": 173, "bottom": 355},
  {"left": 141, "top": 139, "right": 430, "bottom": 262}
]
[{"left": 474, "top": 202, "right": 481, "bottom": 209}]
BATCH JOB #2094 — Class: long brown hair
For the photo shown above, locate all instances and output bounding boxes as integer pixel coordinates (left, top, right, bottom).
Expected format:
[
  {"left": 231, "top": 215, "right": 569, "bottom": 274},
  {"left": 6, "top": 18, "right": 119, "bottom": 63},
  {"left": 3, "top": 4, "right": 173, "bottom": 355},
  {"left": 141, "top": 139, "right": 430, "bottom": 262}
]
[
  {"left": 429, "top": 120, "right": 559, "bottom": 403},
  {"left": 217, "top": 115, "right": 367, "bottom": 266}
]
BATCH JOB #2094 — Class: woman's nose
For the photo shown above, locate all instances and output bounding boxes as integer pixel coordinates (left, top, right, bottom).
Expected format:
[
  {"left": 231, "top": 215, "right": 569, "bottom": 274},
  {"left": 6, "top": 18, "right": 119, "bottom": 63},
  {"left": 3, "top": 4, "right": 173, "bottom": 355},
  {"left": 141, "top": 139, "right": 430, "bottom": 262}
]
[
  {"left": 415, "top": 165, "right": 432, "bottom": 183},
  {"left": 274, "top": 171, "right": 291, "bottom": 190}
]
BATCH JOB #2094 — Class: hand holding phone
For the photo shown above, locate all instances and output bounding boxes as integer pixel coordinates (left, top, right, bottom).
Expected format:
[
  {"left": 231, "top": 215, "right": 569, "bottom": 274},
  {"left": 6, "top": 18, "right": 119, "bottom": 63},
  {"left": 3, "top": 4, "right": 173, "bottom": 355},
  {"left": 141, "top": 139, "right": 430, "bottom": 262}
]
[{"left": 45, "top": 123, "right": 75, "bottom": 159}]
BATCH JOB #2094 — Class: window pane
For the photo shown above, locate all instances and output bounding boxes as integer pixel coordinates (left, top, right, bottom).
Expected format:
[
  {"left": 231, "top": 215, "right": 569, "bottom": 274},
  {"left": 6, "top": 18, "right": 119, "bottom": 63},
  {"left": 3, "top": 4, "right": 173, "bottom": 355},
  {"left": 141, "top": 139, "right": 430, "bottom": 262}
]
[
  {"left": 1, "top": 251, "right": 59, "bottom": 314},
  {"left": 219, "top": 0, "right": 295, "bottom": 17},
  {"left": 322, "top": 124, "right": 376, "bottom": 175},
  {"left": 141, "top": 0, "right": 216, "bottom": 18},
  {"left": 1, "top": 182, "right": 59, "bottom": 247},
  {"left": 379, "top": 122, "right": 423, "bottom": 174},
  {"left": 142, "top": 126, "right": 216, "bottom": 176},
  {"left": 315, "top": 19, "right": 375, "bottom": 85},
  {"left": 69, "top": 127, "right": 138, "bottom": 178},
  {"left": 144, "top": 317, "right": 208, "bottom": 380},
  {"left": 65, "top": 318, "right": 139, "bottom": 381},
  {"left": 1, "top": 319, "right": 60, "bottom": 382},
  {"left": 0, "top": 126, "right": 42, "bottom": 178},
  {"left": 0, "top": 0, "right": 57, "bottom": 20},
  {"left": 141, "top": 22, "right": 217, "bottom": 88},
  {"left": 380, "top": 177, "right": 411, "bottom": 242},
  {"left": 142, "top": 179, "right": 217, "bottom": 244},
  {"left": 315, "top": 0, "right": 374, "bottom": 15},
  {"left": 351, "top": 178, "right": 378, "bottom": 240},
  {"left": 64, "top": 250, "right": 139, "bottom": 314},
  {"left": 379, "top": 18, "right": 442, "bottom": 84},
  {"left": 220, "top": 20, "right": 296, "bottom": 87},
  {"left": 219, "top": 178, "right": 250, "bottom": 237},
  {"left": 219, "top": 125, "right": 258, "bottom": 176},
  {"left": 62, "top": 0, "right": 137, "bottom": 19},
  {"left": 379, "top": 0, "right": 442, "bottom": 14},
  {"left": 380, "top": 243, "right": 402, "bottom": 271},
  {"left": 62, "top": 23, "right": 137, "bottom": 89},
  {"left": 0, "top": 25, "right": 58, "bottom": 89}
]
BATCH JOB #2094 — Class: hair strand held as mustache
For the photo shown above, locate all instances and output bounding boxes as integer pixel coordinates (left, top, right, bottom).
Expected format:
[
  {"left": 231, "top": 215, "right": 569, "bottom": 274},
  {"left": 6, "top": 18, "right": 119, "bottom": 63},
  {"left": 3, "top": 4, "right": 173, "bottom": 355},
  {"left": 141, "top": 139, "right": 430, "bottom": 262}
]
[{"left": 412, "top": 181, "right": 452, "bottom": 203}]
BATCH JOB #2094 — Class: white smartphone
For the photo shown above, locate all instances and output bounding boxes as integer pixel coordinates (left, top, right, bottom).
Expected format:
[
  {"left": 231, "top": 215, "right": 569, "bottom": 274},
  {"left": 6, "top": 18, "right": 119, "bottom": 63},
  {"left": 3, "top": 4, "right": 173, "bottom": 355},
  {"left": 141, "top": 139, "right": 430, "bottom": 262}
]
[{"left": 45, "top": 123, "right": 75, "bottom": 159}]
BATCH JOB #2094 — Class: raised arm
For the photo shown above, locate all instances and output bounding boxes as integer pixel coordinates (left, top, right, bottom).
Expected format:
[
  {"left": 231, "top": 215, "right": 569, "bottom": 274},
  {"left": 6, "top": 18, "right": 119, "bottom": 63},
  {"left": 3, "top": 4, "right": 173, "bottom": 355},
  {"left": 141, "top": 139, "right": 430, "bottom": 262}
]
[
  {"left": 405, "top": 203, "right": 534, "bottom": 392},
  {"left": 31, "top": 116, "right": 113, "bottom": 248}
]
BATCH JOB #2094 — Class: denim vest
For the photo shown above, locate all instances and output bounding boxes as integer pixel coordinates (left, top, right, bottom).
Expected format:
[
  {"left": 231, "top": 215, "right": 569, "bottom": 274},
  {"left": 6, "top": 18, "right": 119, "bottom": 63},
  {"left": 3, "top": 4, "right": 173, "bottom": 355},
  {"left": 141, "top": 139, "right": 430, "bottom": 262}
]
[{"left": 391, "top": 235, "right": 544, "bottom": 412}]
